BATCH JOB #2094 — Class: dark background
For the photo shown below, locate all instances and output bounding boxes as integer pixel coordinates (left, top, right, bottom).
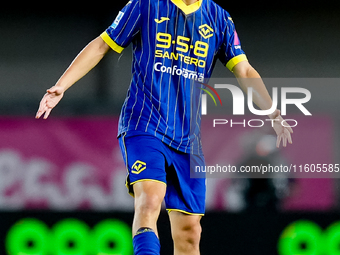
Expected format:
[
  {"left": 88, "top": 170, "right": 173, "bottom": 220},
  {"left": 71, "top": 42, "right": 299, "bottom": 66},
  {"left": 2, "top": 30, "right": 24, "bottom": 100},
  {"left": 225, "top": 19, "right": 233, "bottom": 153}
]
[{"left": 1, "top": 1, "right": 340, "bottom": 254}]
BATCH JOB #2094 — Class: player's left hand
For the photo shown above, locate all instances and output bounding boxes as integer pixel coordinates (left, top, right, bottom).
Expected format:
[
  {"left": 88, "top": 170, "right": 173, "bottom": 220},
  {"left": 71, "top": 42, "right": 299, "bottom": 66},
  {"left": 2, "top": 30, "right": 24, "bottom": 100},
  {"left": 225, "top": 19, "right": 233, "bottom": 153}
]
[{"left": 269, "top": 109, "right": 293, "bottom": 148}]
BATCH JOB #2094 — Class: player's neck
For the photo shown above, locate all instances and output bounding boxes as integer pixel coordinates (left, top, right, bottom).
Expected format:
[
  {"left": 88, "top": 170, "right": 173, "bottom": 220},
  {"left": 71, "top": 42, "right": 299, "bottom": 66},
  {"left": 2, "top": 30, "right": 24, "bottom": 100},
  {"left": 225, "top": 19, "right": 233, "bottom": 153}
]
[{"left": 181, "top": 0, "right": 199, "bottom": 5}]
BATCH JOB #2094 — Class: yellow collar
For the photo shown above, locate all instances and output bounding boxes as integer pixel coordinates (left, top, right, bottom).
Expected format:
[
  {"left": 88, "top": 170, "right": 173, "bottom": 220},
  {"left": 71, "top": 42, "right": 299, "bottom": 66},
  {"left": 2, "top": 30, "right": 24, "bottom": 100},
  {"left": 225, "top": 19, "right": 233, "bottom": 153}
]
[{"left": 171, "top": 0, "right": 203, "bottom": 15}]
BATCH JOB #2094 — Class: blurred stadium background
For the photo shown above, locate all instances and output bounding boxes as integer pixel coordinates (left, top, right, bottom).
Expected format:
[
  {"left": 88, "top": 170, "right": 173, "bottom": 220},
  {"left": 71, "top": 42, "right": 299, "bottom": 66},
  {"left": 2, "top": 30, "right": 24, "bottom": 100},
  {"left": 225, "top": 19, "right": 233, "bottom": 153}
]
[{"left": 1, "top": 1, "right": 340, "bottom": 254}]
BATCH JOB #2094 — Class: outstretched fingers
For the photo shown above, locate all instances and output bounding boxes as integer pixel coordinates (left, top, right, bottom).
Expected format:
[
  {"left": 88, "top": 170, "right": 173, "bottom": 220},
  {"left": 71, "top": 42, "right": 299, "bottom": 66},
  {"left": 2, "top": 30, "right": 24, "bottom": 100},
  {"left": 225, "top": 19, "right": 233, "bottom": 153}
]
[
  {"left": 276, "top": 134, "right": 282, "bottom": 148},
  {"left": 36, "top": 93, "right": 54, "bottom": 119},
  {"left": 36, "top": 95, "right": 48, "bottom": 119},
  {"left": 282, "top": 120, "right": 294, "bottom": 134},
  {"left": 283, "top": 134, "right": 287, "bottom": 147},
  {"left": 43, "top": 108, "right": 52, "bottom": 119},
  {"left": 276, "top": 128, "right": 293, "bottom": 148},
  {"left": 287, "top": 129, "right": 293, "bottom": 144},
  {"left": 287, "top": 125, "right": 294, "bottom": 134}
]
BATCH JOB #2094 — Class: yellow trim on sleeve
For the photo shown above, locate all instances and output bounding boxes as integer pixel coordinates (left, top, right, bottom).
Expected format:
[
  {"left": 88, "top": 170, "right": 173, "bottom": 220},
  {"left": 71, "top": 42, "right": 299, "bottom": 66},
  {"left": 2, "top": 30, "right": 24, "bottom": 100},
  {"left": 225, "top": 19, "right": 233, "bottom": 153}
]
[
  {"left": 226, "top": 54, "right": 248, "bottom": 72},
  {"left": 100, "top": 31, "right": 124, "bottom": 54},
  {"left": 170, "top": 0, "right": 203, "bottom": 15},
  {"left": 167, "top": 209, "right": 205, "bottom": 216}
]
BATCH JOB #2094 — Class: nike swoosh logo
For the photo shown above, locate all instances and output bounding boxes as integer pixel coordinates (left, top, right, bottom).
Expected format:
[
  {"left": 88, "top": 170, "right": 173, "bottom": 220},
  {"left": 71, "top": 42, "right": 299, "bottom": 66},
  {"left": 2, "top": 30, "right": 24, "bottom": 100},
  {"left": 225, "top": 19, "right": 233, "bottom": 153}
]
[{"left": 154, "top": 17, "right": 170, "bottom": 24}]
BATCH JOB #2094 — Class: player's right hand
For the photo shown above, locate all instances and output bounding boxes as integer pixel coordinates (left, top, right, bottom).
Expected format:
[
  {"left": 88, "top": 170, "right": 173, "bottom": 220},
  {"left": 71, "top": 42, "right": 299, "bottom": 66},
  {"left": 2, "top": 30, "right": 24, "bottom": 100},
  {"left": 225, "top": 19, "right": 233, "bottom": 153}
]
[{"left": 35, "top": 86, "right": 64, "bottom": 119}]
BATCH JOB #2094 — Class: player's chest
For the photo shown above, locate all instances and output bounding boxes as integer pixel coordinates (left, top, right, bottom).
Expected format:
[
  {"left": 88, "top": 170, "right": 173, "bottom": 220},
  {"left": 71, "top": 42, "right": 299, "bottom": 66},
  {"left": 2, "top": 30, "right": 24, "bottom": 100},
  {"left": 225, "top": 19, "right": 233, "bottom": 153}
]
[{"left": 141, "top": 12, "right": 221, "bottom": 59}]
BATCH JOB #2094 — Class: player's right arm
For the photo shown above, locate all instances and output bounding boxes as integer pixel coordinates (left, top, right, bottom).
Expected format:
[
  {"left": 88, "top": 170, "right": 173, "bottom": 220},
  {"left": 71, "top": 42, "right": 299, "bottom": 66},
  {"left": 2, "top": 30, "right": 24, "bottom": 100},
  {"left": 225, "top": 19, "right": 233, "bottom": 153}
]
[
  {"left": 36, "top": 36, "right": 110, "bottom": 119},
  {"left": 36, "top": 0, "right": 141, "bottom": 119}
]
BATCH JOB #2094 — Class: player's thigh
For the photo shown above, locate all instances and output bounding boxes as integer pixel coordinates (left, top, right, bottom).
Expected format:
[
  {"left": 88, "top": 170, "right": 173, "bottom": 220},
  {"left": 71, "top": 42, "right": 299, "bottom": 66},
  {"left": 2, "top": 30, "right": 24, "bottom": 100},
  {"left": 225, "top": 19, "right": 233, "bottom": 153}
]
[
  {"left": 169, "top": 211, "right": 202, "bottom": 242},
  {"left": 133, "top": 180, "right": 166, "bottom": 211}
]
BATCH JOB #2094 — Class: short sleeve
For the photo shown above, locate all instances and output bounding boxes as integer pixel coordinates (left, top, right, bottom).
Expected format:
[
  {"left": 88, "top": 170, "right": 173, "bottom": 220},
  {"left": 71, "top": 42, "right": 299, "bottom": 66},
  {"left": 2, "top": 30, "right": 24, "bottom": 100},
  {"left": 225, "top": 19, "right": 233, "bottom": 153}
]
[
  {"left": 100, "top": 0, "right": 141, "bottom": 53},
  {"left": 218, "top": 14, "right": 248, "bottom": 72}
]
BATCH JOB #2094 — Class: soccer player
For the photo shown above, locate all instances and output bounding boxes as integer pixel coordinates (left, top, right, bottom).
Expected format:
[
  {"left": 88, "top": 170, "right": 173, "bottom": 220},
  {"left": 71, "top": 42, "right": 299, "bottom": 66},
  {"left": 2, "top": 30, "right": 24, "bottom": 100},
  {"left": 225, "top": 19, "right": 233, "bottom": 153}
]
[{"left": 36, "top": 0, "right": 293, "bottom": 254}]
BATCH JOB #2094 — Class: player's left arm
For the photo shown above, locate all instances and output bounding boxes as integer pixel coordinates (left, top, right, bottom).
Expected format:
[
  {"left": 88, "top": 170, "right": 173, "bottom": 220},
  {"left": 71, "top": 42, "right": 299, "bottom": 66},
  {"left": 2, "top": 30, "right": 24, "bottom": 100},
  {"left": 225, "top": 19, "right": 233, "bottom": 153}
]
[{"left": 232, "top": 61, "right": 293, "bottom": 148}]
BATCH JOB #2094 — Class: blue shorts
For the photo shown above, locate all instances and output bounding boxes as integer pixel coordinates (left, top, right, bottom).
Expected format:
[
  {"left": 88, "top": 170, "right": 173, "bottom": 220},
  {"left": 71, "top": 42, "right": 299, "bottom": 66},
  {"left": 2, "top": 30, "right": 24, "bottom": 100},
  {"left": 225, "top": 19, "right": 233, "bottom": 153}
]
[{"left": 118, "top": 131, "right": 206, "bottom": 215}]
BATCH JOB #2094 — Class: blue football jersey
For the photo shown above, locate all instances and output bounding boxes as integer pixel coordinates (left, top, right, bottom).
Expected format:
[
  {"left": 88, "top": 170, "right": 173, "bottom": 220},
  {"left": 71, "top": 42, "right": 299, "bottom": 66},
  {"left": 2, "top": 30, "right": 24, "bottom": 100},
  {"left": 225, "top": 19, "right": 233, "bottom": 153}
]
[{"left": 101, "top": 0, "right": 247, "bottom": 155}]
